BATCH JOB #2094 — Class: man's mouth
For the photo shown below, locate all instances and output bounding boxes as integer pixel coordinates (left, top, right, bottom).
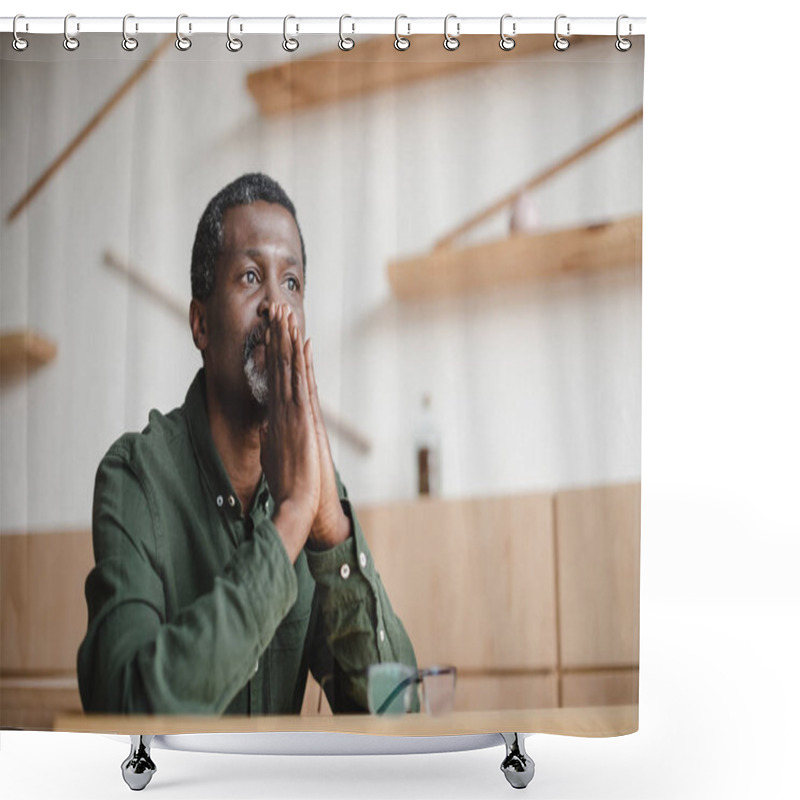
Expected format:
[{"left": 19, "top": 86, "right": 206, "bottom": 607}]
[{"left": 243, "top": 325, "right": 268, "bottom": 363}]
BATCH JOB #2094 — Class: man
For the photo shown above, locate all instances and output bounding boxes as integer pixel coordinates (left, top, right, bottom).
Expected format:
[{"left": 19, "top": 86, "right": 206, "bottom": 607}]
[{"left": 78, "top": 173, "right": 416, "bottom": 715}]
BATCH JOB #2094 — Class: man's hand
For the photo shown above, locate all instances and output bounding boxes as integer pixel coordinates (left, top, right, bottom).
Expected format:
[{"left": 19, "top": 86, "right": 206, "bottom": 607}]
[
  {"left": 261, "top": 303, "right": 320, "bottom": 562},
  {"left": 303, "top": 338, "right": 352, "bottom": 550}
]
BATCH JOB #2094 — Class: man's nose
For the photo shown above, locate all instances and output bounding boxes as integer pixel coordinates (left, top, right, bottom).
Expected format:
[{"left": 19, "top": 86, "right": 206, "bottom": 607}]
[{"left": 256, "top": 278, "right": 279, "bottom": 318}]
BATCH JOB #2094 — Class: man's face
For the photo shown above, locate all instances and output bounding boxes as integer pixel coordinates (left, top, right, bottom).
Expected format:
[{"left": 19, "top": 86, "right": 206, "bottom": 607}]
[{"left": 195, "top": 200, "right": 306, "bottom": 412}]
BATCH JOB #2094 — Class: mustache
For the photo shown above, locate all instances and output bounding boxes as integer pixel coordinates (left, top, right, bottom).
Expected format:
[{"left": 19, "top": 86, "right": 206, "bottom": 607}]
[{"left": 243, "top": 317, "right": 268, "bottom": 363}]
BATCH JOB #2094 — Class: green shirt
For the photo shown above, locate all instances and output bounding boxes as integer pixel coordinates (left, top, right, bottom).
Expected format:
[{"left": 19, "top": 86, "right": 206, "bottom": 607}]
[{"left": 77, "top": 369, "right": 416, "bottom": 715}]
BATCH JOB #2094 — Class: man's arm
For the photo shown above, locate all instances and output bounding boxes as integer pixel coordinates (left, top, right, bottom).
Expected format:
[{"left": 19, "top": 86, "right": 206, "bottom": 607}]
[
  {"left": 304, "top": 479, "right": 418, "bottom": 713},
  {"left": 77, "top": 451, "right": 299, "bottom": 714},
  {"left": 264, "top": 304, "right": 416, "bottom": 712}
]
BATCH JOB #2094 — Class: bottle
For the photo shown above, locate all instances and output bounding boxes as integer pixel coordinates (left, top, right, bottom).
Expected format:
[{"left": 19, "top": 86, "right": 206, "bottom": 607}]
[{"left": 415, "top": 393, "right": 440, "bottom": 496}]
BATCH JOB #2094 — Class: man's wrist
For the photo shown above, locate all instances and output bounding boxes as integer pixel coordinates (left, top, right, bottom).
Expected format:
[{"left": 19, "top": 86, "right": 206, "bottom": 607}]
[
  {"left": 308, "top": 508, "right": 351, "bottom": 551},
  {"left": 272, "top": 502, "right": 314, "bottom": 563}
]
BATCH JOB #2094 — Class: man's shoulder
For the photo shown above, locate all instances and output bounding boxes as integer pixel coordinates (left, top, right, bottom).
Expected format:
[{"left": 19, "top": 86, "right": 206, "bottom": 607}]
[{"left": 100, "top": 401, "right": 189, "bottom": 474}]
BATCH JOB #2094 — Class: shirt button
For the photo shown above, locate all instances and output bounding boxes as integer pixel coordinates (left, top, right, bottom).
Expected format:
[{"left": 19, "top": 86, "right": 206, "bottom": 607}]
[
  {"left": 359, "top": 552, "right": 367, "bottom": 569},
  {"left": 379, "top": 629, "right": 385, "bottom": 643},
  {"left": 216, "top": 495, "right": 223, "bottom": 507},
  {"left": 228, "top": 495, "right": 236, "bottom": 507},
  {"left": 340, "top": 563, "right": 351, "bottom": 580},
  {"left": 254, "top": 660, "right": 259, "bottom": 673}
]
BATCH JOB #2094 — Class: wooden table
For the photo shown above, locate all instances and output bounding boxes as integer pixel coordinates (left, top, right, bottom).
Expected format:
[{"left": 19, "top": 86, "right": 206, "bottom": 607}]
[{"left": 54, "top": 705, "right": 637, "bottom": 738}]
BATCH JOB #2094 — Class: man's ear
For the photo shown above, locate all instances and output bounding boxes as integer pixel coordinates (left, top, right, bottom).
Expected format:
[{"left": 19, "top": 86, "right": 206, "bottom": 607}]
[{"left": 190, "top": 298, "right": 208, "bottom": 353}]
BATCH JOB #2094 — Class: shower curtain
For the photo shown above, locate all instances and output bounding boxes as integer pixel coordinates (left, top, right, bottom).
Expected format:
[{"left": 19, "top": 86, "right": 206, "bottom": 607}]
[{"left": 0, "top": 24, "right": 643, "bottom": 737}]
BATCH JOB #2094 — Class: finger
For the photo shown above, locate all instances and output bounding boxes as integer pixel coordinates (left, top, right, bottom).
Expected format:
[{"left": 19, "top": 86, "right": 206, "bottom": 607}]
[
  {"left": 278, "top": 304, "right": 292, "bottom": 403},
  {"left": 266, "top": 303, "right": 280, "bottom": 402},
  {"left": 304, "top": 339, "right": 325, "bottom": 427},
  {"left": 264, "top": 301, "right": 273, "bottom": 346},
  {"left": 290, "top": 316, "right": 308, "bottom": 407}
]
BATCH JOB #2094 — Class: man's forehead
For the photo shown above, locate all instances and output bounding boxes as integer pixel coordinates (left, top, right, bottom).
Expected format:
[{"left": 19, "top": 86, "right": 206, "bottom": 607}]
[{"left": 221, "top": 201, "right": 302, "bottom": 251}]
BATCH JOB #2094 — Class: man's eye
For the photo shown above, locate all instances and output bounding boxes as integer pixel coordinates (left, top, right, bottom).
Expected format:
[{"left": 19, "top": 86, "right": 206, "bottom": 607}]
[
  {"left": 286, "top": 276, "right": 300, "bottom": 292},
  {"left": 244, "top": 270, "right": 258, "bottom": 284}
]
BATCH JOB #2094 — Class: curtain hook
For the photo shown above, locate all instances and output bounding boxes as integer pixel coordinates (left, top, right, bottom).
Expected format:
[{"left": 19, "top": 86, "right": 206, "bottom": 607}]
[
  {"left": 122, "top": 14, "right": 139, "bottom": 51},
  {"left": 227, "top": 15, "right": 243, "bottom": 52},
  {"left": 175, "top": 14, "right": 192, "bottom": 51},
  {"left": 443, "top": 13, "right": 460, "bottom": 51},
  {"left": 394, "top": 15, "right": 410, "bottom": 51},
  {"left": 283, "top": 15, "right": 299, "bottom": 52},
  {"left": 499, "top": 14, "right": 516, "bottom": 51},
  {"left": 616, "top": 15, "right": 632, "bottom": 51},
  {"left": 553, "top": 14, "right": 570, "bottom": 51},
  {"left": 63, "top": 13, "right": 80, "bottom": 51},
  {"left": 12, "top": 15, "right": 29, "bottom": 51},
  {"left": 338, "top": 14, "right": 355, "bottom": 51}
]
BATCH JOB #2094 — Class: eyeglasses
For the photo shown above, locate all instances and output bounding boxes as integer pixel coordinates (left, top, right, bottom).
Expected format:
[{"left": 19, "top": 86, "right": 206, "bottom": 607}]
[{"left": 367, "top": 663, "right": 457, "bottom": 716}]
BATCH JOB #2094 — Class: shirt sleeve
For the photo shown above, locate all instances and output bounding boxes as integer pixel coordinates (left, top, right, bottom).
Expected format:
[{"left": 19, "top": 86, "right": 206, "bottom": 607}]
[
  {"left": 77, "top": 449, "right": 298, "bottom": 714},
  {"left": 303, "top": 473, "right": 418, "bottom": 712}
]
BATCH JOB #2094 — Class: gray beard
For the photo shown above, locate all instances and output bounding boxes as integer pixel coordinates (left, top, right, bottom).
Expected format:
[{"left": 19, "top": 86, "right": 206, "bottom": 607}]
[{"left": 244, "top": 355, "right": 269, "bottom": 406}]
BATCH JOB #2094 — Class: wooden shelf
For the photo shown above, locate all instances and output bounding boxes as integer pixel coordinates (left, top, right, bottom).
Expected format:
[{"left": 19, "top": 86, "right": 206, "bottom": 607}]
[
  {"left": 387, "top": 214, "right": 642, "bottom": 300},
  {"left": 247, "top": 34, "right": 587, "bottom": 118},
  {"left": 0, "top": 330, "right": 58, "bottom": 377}
]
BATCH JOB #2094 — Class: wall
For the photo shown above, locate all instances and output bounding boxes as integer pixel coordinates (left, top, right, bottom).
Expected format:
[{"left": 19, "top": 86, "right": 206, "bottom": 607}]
[{"left": 0, "top": 34, "right": 642, "bottom": 531}]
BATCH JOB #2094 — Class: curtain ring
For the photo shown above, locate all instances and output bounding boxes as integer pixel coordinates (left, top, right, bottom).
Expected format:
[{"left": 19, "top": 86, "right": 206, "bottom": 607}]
[
  {"left": 615, "top": 15, "right": 632, "bottom": 52},
  {"left": 553, "top": 14, "right": 570, "bottom": 51},
  {"left": 443, "top": 14, "right": 460, "bottom": 51},
  {"left": 499, "top": 14, "right": 516, "bottom": 51},
  {"left": 283, "top": 15, "right": 299, "bottom": 52},
  {"left": 394, "top": 15, "right": 410, "bottom": 51},
  {"left": 12, "top": 15, "right": 29, "bottom": 51},
  {"left": 122, "top": 14, "right": 139, "bottom": 51},
  {"left": 175, "top": 14, "right": 192, "bottom": 51},
  {"left": 227, "top": 15, "right": 243, "bottom": 52},
  {"left": 338, "top": 14, "right": 355, "bottom": 51},
  {"left": 63, "top": 14, "right": 80, "bottom": 51}
]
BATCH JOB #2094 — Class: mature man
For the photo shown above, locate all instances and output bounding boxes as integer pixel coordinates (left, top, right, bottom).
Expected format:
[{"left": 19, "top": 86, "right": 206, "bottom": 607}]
[{"left": 78, "top": 173, "right": 416, "bottom": 715}]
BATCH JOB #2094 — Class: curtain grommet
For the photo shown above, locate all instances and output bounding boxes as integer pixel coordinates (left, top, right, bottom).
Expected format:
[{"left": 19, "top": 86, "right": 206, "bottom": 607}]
[
  {"left": 175, "top": 14, "right": 192, "bottom": 51},
  {"left": 499, "top": 14, "right": 516, "bottom": 51},
  {"left": 226, "top": 15, "right": 243, "bottom": 52},
  {"left": 554, "top": 14, "right": 570, "bottom": 51},
  {"left": 283, "top": 15, "right": 299, "bottom": 52},
  {"left": 12, "top": 15, "right": 29, "bottom": 51},
  {"left": 394, "top": 15, "right": 411, "bottom": 51},
  {"left": 63, "top": 13, "right": 80, "bottom": 51},
  {"left": 121, "top": 14, "right": 139, "bottom": 51},
  {"left": 443, "top": 14, "right": 460, "bottom": 51},
  {"left": 615, "top": 15, "right": 632, "bottom": 51},
  {"left": 338, "top": 14, "right": 355, "bottom": 51}
]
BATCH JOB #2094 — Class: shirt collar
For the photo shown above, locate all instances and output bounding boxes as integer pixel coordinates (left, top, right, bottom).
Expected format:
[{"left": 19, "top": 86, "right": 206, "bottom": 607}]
[{"left": 184, "top": 368, "right": 270, "bottom": 518}]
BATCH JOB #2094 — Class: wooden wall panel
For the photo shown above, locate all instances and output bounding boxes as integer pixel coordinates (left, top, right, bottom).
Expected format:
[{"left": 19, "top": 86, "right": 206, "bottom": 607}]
[
  {"left": 555, "top": 484, "right": 641, "bottom": 669},
  {"left": 561, "top": 670, "right": 639, "bottom": 708},
  {"left": 3, "top": 483, "right": 640, "bottom": 725},
  {"left": 357, "top": 493, "right": 557, "bottom": 672},
  {"left": 1, "top": 531, "right": 93, "bottom": 673},
  {"left": 454, "top": 673, "right": 558, "bottom": 712},
  {"left": 0, "top": 678, "right": 81, "bottom": 730}
]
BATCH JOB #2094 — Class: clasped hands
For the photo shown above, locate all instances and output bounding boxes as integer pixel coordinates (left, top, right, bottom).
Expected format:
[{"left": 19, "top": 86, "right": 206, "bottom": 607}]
[{"left": 260, "top": 302, "right": 351, "bottom": 563}]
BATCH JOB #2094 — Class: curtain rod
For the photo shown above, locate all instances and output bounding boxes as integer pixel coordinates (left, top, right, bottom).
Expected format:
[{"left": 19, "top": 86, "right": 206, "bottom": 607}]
[{"left": 1, "top": 16, "right": 646, "bottom": 37}]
